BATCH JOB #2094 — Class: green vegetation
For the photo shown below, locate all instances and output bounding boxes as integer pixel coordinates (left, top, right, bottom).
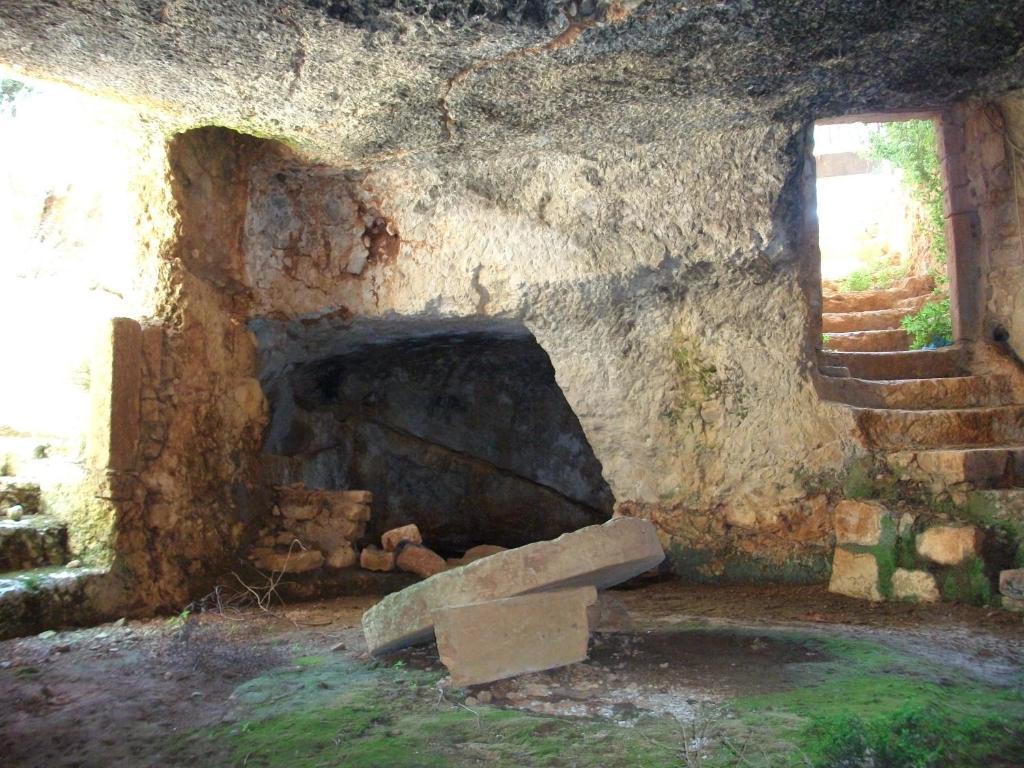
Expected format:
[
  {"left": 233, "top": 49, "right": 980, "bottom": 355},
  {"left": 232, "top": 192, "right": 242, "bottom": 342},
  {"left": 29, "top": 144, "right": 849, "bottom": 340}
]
[
  {"left": 901, "top": 298, "right": 953, "bottom": 349},
  {"left": 170, "top": 628, "right": 1024, "bottom": 768},
  {"left": 867, "top": 120, "right": 948, "bottom": 266},
  {"left": 665, "top": 332, "right": 749, "bottom": 425},
  {"left": 941, "top": 556, "right": 992, "bottom": 606},
  {"left": 839, "top": 255, "right": 909, "bottom": 292}
]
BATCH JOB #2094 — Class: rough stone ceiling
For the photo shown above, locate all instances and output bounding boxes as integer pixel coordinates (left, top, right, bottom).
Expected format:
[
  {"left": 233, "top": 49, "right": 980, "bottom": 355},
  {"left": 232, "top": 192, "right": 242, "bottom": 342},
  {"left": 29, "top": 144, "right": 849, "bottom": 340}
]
[{"left": 1, "top": 1, "right": 1023, "bottom": 166}]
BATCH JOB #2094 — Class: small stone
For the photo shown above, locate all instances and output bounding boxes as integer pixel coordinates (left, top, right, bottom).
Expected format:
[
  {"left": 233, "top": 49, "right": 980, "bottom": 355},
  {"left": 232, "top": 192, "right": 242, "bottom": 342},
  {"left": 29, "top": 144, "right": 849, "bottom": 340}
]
[
  {"left": 999, "top": 569, "right": 1024, "bottom": 598},
  {"left": 465, "top": 696, "right": 478, "bottom": 706},
  {"left": 381, "top": 524, "right": 423, "bottom": 552},
  {"left": 6, "top": 504, "right": 23, "bottom": 521},
  {"left": 325, "top": 544, "right": 357, "bottom": 569},
  {"left": 395, "top": 543, "right": 446, "bottom": 579},
  {"left": 828, "top": 548, "right": 882, "bottom": 601},
  {"left": 66, "top": 560, "right": 82, "bottom": 569},
  {"left": 360, "top": 545, "right": 395, "bottom": 572},
  {"left": 477, "top": 690, "right": 492, "bottom": 704},
  {"left": 891, "top": 568, "right": 940, "bottom": 603},
  {"left": 37, "top": 629, "right": 56, "bottom": 639},
  {"left": 917, "top": 526, "right": 981, "bottom": 566}
]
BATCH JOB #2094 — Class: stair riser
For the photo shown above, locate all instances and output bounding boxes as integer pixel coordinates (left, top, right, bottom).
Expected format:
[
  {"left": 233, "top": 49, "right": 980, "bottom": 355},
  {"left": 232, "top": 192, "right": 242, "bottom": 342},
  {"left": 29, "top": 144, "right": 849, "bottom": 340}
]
[
  {"left": 822, "top": 275, "right": 934, "bottom": 313},
  {"left": 855, "top": 408, "right": 1024, "bottom": 450},
  {"left": 825, "top": 330, "right": 910, "bottom": 352},
  {"left": 816, "top": 348, "right": 967, "bottom": 380},
  {"left": 888, "top": 449, "right": 1024, "bottom": 489},
  {"left": 0, "top": 525, "right": 69, "bottom": 571},
  {"left": 822, "top": 309, "right": 909, "bottom": 333},
  {"left": 819, "top": 375, "right": 1018, "bottom": 410}
]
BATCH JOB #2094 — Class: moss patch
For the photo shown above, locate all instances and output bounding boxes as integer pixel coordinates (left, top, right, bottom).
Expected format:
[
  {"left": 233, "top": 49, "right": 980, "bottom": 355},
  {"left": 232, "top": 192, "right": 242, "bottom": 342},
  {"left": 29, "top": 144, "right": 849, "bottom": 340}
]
[{"left": 941, "top": 556, "right": 993, "bottom": 606}]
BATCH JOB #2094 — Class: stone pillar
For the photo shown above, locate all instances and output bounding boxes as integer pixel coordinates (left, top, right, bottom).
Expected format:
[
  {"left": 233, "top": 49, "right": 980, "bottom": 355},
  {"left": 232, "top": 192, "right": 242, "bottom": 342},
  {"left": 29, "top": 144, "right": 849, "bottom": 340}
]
[{"left": 87, "top": 317, "right": 143, "bottom": 471}]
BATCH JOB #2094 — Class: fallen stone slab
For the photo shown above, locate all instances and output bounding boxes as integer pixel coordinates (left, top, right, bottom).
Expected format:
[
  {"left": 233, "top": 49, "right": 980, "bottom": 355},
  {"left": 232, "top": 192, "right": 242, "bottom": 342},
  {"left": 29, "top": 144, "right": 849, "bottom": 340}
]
[
  {"left": 434, "top": 586, "right": 597, "bottom": 687},
  {"left": 362, "top": 517, "right": 664, "bottom": 655}
]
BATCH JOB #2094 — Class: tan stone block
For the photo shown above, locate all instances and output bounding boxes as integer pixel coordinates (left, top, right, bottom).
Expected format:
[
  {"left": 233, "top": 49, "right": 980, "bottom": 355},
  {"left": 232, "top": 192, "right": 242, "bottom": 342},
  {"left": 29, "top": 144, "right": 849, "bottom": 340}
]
[
  {"left": 362, "top": 517, "right": 664, "bottom": 655},
  {"left": 382, "top": 523, "right": 423, "bottom": 552},
  {"left": 833, "top": 499, "right": 888, "bottom": 546},
  {"left": 433, "top": 586, "right": 597, "bottom": 687},
  {"left": 891, "top": 568, "right": 940, "bottom": 603},
  {"left": 396, "top": 543, "right": 446, "bottom": 579},
  {"left": 828, "top": 548, "right": 882, "bottom": 602},
  {"left": 917, "top": 526, "right": 981, "bottom": 566},
  {"left": 999, "top": 568, "right": 1024, "bottom": 598},
  {"left": 360, "top": 545, "right": 395, "bottom": 572},
  {"left": 326, "top": 544, "right": 357, "bottom": 569},
  {"left": 252, "top": 548, "right": 323, "bottom": 573}
]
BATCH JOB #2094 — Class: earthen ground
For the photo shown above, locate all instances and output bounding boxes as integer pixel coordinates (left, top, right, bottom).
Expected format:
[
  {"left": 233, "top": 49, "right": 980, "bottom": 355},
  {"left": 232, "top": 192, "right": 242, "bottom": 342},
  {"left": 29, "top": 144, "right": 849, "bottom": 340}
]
[{"left": 1, "top": 582, "right": 1022, "bottom": 767}]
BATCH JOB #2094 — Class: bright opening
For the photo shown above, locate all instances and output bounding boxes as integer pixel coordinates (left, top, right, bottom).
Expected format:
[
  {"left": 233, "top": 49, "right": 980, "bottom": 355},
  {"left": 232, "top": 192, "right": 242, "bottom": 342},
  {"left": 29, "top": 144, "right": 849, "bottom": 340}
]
[
  {"left": 0, "top": 75, "right": 163, "bottom": 489},
  {"left": 815, "top": 118, "right": 952, "bottom": 351}
]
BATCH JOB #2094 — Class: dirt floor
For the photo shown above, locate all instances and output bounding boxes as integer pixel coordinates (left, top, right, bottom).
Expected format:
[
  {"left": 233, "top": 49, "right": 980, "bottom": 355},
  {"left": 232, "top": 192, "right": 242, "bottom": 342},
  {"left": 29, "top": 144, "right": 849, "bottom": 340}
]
[{"left": 1, "top": 582, "right": 1023, "bottom": 767}]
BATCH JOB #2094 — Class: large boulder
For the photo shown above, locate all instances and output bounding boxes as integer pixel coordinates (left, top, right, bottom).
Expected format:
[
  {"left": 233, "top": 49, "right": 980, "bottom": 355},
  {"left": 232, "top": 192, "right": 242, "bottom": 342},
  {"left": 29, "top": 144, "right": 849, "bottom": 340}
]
[{"left": 361, "top": 517, "right": 664, "bottom": 655}]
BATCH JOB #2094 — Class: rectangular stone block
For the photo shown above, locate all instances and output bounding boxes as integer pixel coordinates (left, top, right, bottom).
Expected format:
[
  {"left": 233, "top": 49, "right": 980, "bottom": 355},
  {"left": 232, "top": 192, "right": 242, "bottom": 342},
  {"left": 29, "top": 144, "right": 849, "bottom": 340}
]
[
  {"left": 434, "top": 586, "right": 596, "bottom": 687},
  {"left": 828, "top": 547, "right": 882, "bottom": 602},
  {"left": 917, "top": 525, "right": 981, "bottom": 566},
  {"left": 87, "top": 318, "right": 143, "bottom": 471},
  {"left": 833, "top": 499, "right": 888, "bottom": 546},
  {"left": 891, "top": 568, "right": 939, "bottom": 603}
]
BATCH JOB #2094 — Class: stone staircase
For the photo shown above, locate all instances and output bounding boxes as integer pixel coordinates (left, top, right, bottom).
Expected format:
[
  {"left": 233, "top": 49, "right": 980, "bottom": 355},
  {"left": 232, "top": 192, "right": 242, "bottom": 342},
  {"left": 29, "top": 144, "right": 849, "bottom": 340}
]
[
  {"left": 818, "top": 345, "right": 1024, "bottom": 609},
  {"left": 817, "top": 345, "right": 1024, "bottom": 491},
  {"left": 821, "top": 274, "right": 934, "bottom": 352},
  {"left": 0, "top": 479, "right": 106, "bottom": 638}
]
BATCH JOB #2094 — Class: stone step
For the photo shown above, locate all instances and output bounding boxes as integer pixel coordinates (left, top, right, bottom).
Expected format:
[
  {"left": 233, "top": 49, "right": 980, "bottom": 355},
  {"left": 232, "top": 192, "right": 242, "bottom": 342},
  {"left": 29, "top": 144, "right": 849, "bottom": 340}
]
[
  {"left": 0, "top": 480, "right": 42, "bottom": 516},
  {"left": 824, "top": 329, "right": 911, "bottom": 352},
  {"left": 819, "top": 374, "right": 1018, "bottom": 410},
  {"left": 0, "top": 565, "right": 111, "bottom": 640},
  {"left": 821, "top": 307, "right": 911, "bottom": 333},
  {"left": 887, "top": 447, "right": 1024, "bottom": 488},
  {"left": 819, "top": 365, "right": 851, "bottom": 378},
  {"left": 817, "top": 346, "right": 968, "bottom": 380},
  {"left": 851, "top": 405, "right": 1024, "bottom": 450},
  {"left": 822, "top": 275, "right": 934, "bottom": 313},
  {"left": 0, "top": 516, "right": 69, "bottom": 571}
]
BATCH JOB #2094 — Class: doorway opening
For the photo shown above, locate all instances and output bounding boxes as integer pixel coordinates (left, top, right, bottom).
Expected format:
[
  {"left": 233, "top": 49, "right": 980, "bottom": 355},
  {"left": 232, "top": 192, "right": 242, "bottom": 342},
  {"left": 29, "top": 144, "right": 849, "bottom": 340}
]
[{"left": 814, "top": 116, "right": 952, "bottom": 353}]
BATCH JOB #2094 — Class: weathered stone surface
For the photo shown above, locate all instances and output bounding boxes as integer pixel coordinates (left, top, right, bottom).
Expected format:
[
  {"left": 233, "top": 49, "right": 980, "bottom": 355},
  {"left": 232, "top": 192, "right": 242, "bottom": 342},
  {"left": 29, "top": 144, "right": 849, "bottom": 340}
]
[
  {"left": 0, "top": 481, "right": 40, "bottom": 516},
  {"left": 917, "top": 526, "right": 981, "bottom": 566},
  {"left": 833, "top": 500, "right": 888, "bottom": 546},
  {"left": 1003, "top": 595, "right": 1024, "bottom": 613},
  {"left": 382, "top": 524, "right": 422, "bottom": 552},
  {"left": 828, "top": 548, "right": 882, "bottom": 602},
  {"left": 360, "top": 546, "right": 396, "bottom": 572},
  {"left": 999, "top": 568, "right": 1024, "bottom": 598},
  {"left": 395, "top": 543, "right": 447, "bottom": 579},
  {"left": 433, "top": 586, "right": 596, "bottom": 687},
  {"left": 362, "top": 517, "right": 664, "bottom": 655},
  {"left": 0, "top": 517, "right": 69, "bottom": 571},
  {"left": 251, "top": 547, "right": 323, "bottom": 573},
  {"left": 87, "top": 317, "right": 142, "bottom": 471},
  {"left": 587, "top": 591, "right": 636, "bottom": 633},
  {"left": 326, "top": 544, "right": 357, "bottom": 569},
  {"left": 891, "top": 568, "right": 940, "bottom": 603}
]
